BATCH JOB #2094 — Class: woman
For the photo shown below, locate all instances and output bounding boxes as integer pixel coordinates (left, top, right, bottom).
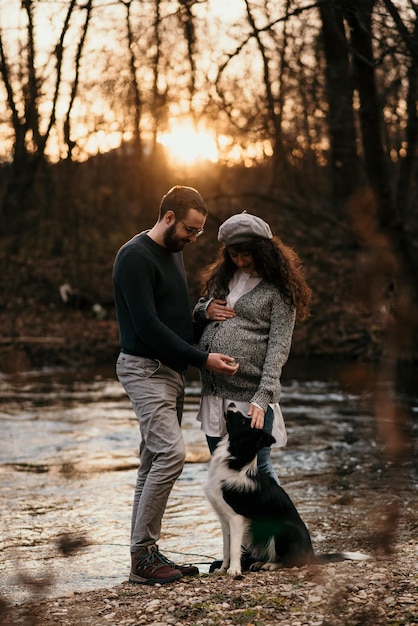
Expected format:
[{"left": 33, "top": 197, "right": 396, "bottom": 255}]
[{"left": 194, "top": 212, "right": 311, "bottom": 482}]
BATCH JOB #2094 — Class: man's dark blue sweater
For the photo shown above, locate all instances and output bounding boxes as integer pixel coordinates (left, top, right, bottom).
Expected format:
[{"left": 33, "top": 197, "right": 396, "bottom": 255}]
[{"left": 113, "top": 232, "right": 208, "bottom": 372}]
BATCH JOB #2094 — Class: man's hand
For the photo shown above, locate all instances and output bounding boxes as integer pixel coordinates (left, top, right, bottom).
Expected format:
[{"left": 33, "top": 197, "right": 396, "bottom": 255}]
[{"left": 205, "top": 353, "right": 239, "bottom": 375}]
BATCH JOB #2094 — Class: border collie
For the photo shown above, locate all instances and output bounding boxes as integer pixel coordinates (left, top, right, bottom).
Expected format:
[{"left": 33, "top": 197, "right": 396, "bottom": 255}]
[{"left": 205, "top": 403, "right": 370, "bottom": 576}]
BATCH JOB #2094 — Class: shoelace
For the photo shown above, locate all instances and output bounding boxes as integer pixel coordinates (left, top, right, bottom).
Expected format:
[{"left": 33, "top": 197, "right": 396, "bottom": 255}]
[
  {"left": 156, "top": 551, "right": 177, "bottom": 567},
  {"left": 139, "top": 548, "right": 175, "bottom": 570},
  {"left": 158, "top": 552, "right": 196, "bottom": 571}
]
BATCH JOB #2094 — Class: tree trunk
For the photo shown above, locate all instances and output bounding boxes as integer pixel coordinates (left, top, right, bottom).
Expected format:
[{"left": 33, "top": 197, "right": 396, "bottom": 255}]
[
  {"left": 395, "top": 16, "right": 418, "bottom": 224},
  {"left": 319, "top": 1, "right": 360, "bottom": 208},
  {"left": 345, "top": 1, "right": 395, "bottom": 218}
]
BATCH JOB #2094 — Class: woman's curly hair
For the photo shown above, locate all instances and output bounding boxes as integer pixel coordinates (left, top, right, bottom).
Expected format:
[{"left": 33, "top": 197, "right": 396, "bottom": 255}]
[{"left": 200, "top": 236, "right": 312, "bottom": 322}]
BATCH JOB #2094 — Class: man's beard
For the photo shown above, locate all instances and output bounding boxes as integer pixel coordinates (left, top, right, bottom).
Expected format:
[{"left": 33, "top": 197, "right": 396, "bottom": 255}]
[{"left": 163, "top": 223, "right": 188, "bottom": 252}]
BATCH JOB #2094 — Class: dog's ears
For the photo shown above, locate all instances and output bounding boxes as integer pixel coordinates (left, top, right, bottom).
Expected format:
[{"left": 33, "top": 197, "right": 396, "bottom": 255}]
[
  {"left": 225, "top": 413, "right": 248, "bottom": 436},
  {"left": 225, "top": 402, "right": 237, "bottom": 419}
]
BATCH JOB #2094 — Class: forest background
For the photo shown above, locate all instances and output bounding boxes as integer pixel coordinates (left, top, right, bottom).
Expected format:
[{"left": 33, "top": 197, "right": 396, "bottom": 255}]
[{"left": 0, "top": 0, "right": 417, "bottom": 390}]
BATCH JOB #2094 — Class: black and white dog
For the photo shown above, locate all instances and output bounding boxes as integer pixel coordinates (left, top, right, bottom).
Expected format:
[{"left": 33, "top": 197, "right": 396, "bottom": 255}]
[{"left": 205, "top": 403, "right": 370, "bottom": 576}]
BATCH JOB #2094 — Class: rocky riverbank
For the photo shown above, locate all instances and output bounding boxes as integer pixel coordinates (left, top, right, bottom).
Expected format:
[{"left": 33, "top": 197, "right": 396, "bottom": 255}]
[
  {"left": 2, "top": 454, "right": 416, "bottom": 626},
  {"left": 2, "top": 541, "right": 417, "bottom": 626}
]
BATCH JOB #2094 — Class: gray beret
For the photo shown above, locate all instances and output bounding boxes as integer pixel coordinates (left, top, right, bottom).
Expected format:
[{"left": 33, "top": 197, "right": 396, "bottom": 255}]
[{"left": 218, "top": 212, "right": 273, "bottom": 246}]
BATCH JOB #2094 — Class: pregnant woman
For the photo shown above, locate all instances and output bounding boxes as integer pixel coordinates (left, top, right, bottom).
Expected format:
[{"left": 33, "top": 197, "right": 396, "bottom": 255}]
[{"left": 194, "top": 212, "right": 311, "bottom": 482}]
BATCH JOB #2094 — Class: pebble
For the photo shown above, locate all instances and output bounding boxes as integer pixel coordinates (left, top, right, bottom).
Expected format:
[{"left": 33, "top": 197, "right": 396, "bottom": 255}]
[
  {"left": 308, "top": 595, "right": 323, "bottom": 603},
  {"left": 145, "top": 599, "right": 161, "bottom": 611},
  {"left": 103, "top": 612, "right": 116, "bottom": 620}
]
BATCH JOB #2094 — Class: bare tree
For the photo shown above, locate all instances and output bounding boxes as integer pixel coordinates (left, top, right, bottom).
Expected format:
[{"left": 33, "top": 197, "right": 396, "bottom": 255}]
[
  {"left": 64, "top": 0, "right": 93, "bottom": 161},
  {"left": 242, "top": 0, "right": 287, "bottom": 182},
  {"left": 1, "top": 0, "right": 416, "bottom": 229},
  {"left": 213, "top": 1, "right": 332, "bottom": 192},
  {"left": 0, "top": 0, "right": 92, "bottom": 229},
  {"left": 177, "top": 0, "right": 197, "bottom": 106},
  {"left": 117, "top": 0, "right": 143, "bottom": 162},
  {"left": 318, "top": 0, "right": 360, "bottom": 206},
  {"left": 381, "top": 0, "right": 418, "bottom": 228}
]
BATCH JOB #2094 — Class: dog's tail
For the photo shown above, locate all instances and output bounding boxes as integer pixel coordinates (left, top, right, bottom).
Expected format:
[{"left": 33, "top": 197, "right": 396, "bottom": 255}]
[{"left": 315, "top": 551, "right": 372, "bottom": 564}]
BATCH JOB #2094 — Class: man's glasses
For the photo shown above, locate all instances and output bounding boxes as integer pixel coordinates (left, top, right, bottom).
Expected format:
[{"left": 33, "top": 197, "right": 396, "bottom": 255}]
[{"left": 178, "top": 220, "right": 204, "bottom": 238}]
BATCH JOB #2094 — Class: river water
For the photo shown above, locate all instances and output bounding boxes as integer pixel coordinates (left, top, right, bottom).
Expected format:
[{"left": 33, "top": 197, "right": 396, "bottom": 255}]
[{"left": 1, "top": 360, "right": 416, "bottom": 605}]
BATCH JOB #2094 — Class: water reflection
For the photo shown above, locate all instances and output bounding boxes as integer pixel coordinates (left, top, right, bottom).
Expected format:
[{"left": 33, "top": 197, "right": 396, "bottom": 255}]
[{"left": 0, "top": 363, "right": 412, "bottom": 604}]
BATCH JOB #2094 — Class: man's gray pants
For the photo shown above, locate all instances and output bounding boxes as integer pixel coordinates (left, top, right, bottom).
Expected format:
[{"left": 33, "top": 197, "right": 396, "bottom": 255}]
[{"left": 116, "top": 353, "right": 186, "bottom": 552}]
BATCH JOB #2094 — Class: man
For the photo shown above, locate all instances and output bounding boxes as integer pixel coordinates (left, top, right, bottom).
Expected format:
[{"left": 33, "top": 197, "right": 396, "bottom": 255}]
[{"left": 113, "top": 185, "right": 238, "bottom": 585}]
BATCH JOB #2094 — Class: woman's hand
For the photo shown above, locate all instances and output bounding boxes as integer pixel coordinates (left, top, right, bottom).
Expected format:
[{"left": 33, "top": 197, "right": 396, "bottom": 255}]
[
  {"left": 248, "top": 403, "right": 265, "bottom": 429},
  {"left": 207, "top": 299, "right": 236, "bottom": 322}
]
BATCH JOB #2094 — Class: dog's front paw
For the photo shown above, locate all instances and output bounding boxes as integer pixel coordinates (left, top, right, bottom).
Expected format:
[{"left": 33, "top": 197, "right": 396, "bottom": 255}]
[{"left": 227, "top": 567, "right": 242, "bottom": 577}]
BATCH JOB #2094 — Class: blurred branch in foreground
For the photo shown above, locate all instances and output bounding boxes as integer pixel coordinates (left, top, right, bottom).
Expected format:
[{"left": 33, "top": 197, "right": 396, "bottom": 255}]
[{"left": 343, "top": 186, "right": 417, "bottom": 555}]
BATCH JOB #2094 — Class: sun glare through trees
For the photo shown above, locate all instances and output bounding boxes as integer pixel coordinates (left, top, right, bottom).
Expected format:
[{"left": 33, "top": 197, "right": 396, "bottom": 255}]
[{"left": 157, "top": 121, "right": 219, "bottom": 165}]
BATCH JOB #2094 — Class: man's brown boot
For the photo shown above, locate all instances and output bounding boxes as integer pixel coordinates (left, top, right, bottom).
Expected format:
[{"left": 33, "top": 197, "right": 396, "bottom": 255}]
[
  {"left": 157, "top": 553, "right": 199, "bottom": 577},
  {"left": 130, "top": 544, "right": 182, "bottom": 585}
]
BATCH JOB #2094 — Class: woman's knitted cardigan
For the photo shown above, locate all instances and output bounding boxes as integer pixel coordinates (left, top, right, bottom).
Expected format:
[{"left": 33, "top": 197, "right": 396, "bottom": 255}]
[{"left": 194, "top": 281, "right": 296, "bottom": 411}]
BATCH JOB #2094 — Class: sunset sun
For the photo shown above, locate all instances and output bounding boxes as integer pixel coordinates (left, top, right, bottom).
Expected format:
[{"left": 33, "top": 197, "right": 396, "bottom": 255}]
[{"left": 157, "top": 121, "right": 219, "bottom": 165}]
